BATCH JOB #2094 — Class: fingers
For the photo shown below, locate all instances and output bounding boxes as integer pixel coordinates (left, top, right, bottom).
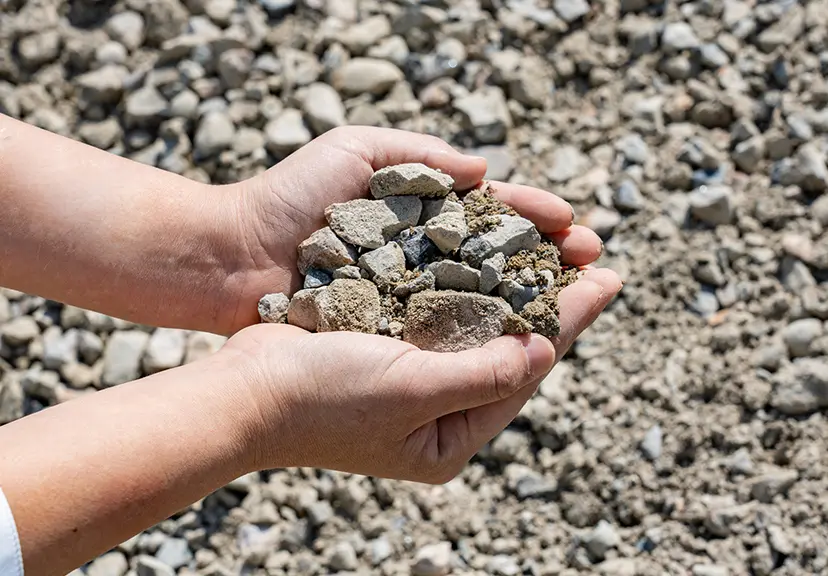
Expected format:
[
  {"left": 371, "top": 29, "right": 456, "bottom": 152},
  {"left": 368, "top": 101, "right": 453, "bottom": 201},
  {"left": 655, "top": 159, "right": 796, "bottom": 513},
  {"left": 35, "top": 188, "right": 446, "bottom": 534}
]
[
  {"left": 487, "top": 181, "right": 574, "bottom": 234},
  {"left": 329, "top": 126, "right": 488, "bottom": 191},
  {"left": 397, "top": 333, "right": 556, "bottom": 419},
  {"left": 548, "top": 226, "right": 604, "bottom": 266},
  {"left": 549, "top": 268, "right": 623, "bottom": 358}
]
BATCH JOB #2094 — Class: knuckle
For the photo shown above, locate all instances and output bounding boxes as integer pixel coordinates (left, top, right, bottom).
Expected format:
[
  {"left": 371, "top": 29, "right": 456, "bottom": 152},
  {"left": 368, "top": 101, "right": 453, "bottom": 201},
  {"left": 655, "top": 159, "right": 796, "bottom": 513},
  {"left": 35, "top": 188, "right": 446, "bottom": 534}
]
[{"left": 487, "top": 353, "right": 525, "bottom": 402}]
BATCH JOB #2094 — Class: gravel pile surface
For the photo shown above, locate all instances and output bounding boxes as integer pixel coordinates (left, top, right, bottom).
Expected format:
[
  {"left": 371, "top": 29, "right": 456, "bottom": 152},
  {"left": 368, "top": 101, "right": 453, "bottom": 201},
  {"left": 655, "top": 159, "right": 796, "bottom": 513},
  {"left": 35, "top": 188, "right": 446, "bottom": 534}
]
[{"left": 1, "top": 0, "right": 827, "bottom": 574}]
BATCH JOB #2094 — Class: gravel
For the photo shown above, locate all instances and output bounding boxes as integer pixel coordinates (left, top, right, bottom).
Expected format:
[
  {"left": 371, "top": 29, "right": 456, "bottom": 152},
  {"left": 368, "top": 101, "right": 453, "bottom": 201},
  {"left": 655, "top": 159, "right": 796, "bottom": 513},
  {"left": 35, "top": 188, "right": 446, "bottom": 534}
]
[{"left": 3, "top": 0, "right": 828, "bottom": 573}]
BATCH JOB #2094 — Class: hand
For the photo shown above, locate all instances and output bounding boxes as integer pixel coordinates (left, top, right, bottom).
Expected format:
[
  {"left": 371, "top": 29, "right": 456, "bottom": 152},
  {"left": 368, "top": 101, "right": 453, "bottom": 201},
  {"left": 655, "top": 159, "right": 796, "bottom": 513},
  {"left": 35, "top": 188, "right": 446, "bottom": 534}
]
[
  {"left": 216, "top": 126, "right": 606, "bottom": 334},
  {"left": 223, "top": 266, "right": 621, "bottom": 483}
]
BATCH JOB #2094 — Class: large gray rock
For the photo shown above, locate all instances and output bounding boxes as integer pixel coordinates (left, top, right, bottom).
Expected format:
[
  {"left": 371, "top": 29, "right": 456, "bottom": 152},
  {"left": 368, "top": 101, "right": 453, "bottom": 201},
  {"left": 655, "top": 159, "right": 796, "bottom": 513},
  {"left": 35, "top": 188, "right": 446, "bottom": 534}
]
[
  {"left": 326, "top": 197, "right": 422, "bottom": 249},
  {"left": 460, "top": 215, "right": 541, "bottom": 267},
  {"left": 332, "top": 58, "right": 404, "bottom": 96},
  {"left": 404, "top": 291, "right": 512, "bottom": 352},
  {"left": 428, "top": 261, "right": 481, "bottom": 292},
  {"left": 369, "top": 163, "right": 454, "bottom": 199},
  {"left": 316, "top": 280, "right": 381, "bottom": 334},
  {"left": 358, "top": 242, "right": 406, "bottom": 286},
  {"left": 102, "top": 330, "right": 150, "bottom": 387},
  {"left": 425, "top": 211, "right": 469, "bottom": 254},
  {"left": 298, "top": 227, "right": 358, "bottom": 275},
  {"left": 454, "top": 87, "right": 512, "bottom": 144}
]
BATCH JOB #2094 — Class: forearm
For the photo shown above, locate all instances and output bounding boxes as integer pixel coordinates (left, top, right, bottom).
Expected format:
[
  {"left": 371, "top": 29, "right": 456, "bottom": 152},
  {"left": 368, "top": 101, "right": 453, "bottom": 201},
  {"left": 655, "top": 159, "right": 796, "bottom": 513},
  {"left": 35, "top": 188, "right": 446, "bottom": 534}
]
[
  {"left": 0, "top": 351, "right": 257, "bottom": 576},
  {"left": 0, "top": 114, "right": 239, "bottom": 334}
]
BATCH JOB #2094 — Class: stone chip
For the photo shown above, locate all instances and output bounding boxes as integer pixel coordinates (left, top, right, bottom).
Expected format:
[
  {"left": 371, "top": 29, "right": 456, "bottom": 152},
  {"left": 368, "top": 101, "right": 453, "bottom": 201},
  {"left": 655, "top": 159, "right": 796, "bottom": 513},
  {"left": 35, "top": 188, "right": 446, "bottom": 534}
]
[{"left": 369, "top": 163, "right": 454, "bottom": 199}]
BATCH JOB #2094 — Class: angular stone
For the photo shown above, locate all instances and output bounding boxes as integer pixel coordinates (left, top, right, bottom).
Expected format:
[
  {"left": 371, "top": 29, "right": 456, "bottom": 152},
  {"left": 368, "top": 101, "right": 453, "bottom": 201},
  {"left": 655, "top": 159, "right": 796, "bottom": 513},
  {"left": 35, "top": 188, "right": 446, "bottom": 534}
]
[
  {"left": 358, "top": 242, "right": 406, "bottom": 286},
  {"left": 688, "top": 185, "right": 733, "bottom": 226},
  {"left": 303, "top": 82, "right": 346, "bottom": 134},
  {"left": 393, "top": 271, "right": 436, "bottom": 298},
  {"left": 498, "top": 280, "right": 540, "bottom": 312},
  {"left": 662, "top": 22, "right": 700, "bottom": 52},
  {"left": 42, "top": 327, "right": 78, "bottom": 370},
  {"left": 102, "top": 330, "right": 150, "bottom": 387},
  {"left": 135, "top": 555, "right": 175, "bottom": 576},
  {"left": 420, "top": 199, "right": 464, "bottom": 225},
  {"left": 258, "top": 293, "right": 290, "bottom": 324},
  {"left": 184, "top": 332, "right": 227, "bottom": 364},
  {"left": 460, "top": 215, "right": 541, "bottom": 267},
  {"left": 404, "top": 291, "right": 512, "bottom": 353},
  {"left": 304, "top": 269, "right": 333, "bottom": 289},
  {"left": 546, "top": 146, "right": 590, "bottom": 183},
  {"left": 782, "top": 318, "right": 823, "bottom": 358},
  {"left": 425, "top": 211, "right": 469, "bottom": 254},
  {"left": 750, "top": 468, "right": 798, "bottom": 503},
  {"left": 333, "top": 266, "right": 362, "bottom": 280},
  {"left": 316, "top": 280, "right": 381, "bottom": 334},
  {"left": 395, "top": 226, "right": 439, "bottom": 268},
  {"left": 326, "top": 197, "right": 422, "bottom": 249},
  {"left": 771, "top": 359, "right": 828, "bottom": 415},
  {"left": 87, "top": 551, "right": 129, "bottom": 576},
  {"left": 583, "top": 520, "right": 619, "bottom": 561},
  {"left": 298, "top": 227, "right": 358, "bottom": 275},
  {"left": 76, "top": 65, "right": 128, "bottom": 105},
  {"left": 265, "top": 108, "right": 312, "bottom": 158},
  {"left": 428, "top": 261, "right": 481, "bottom": 292},
  {"left": 194, "top": 111, "right": 235, "bottom": 157},
  {"left": 1, "top": 316, "right": 40, "bottom": 347},
  {"left": 454, "top": 87, "right": 512, "bottom": 144},
  {"left": 155, "top": 537, "right": 192, "bottom": 569},
  {"left": 369, "top": 163, "right": 454, "bottom": 199},
  {"left": 287, "top": 289, "right": 322, "bottom": 331},
  {"left": 480, "top": 253, "right": 506, "bottom": 295},
  {"left": 732, "top": 136, "right": 765, "bottom": 174}
]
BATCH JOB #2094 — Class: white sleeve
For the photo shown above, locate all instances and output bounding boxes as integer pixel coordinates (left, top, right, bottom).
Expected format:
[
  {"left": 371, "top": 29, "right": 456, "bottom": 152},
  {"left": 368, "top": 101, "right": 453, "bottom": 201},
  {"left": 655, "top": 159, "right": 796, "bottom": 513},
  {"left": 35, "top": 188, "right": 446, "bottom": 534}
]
[{"left": 0, "top": 488, "right": 23, "bottom": 576}]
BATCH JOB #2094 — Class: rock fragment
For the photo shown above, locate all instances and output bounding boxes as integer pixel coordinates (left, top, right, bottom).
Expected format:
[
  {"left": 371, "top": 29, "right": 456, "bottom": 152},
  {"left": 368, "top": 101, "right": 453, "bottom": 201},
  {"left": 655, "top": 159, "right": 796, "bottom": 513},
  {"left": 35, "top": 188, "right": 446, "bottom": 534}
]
[
  {"left": 454, "top": 87, "right": 512, "bottom": 144},
  {"left": 395, "top": 227, "right": 439, "bottom": 268},
  {"left": 480, "top": 253, "right": 506, "bottom": 295},
  {"left": 428, "top": 261, "right": 481, "bottom": 292},
  {"left": 412, "top": 542, "right": 452, "bottom": 576},
  {"left": 298, "top": 227, "right": 358, "bottom": 275},
  {"left": 102, "top": 331, "right": 150, "bottom": 387},
  {"left": 460, "top": 215, "right": 541, "bottom": 267},
  {"left": 287, "top": 289, "right": 322, "bottom": 332},
  {"left": 424, "top": 211, "right": 469, "bottom": 254},
  {"left": 326, "top": 197, "right": 422, "bottom": 249},
  {"left": 358, "top": 242, "right": 406, "bottom": 286},
  {"left": 258, "top": 293, "right": 290, "bottom": 324},
  {"left": 498, "top": 280, "right": 539, "bottom": 312},
  {"left": 369, "top": 163, "right": 454, "bottom": 199},
  {"left": 316, "top": 280, "right": 381, "bottom": 334},
  {"left": 404, "top": 291, "right": 512, "bottom": 352}
]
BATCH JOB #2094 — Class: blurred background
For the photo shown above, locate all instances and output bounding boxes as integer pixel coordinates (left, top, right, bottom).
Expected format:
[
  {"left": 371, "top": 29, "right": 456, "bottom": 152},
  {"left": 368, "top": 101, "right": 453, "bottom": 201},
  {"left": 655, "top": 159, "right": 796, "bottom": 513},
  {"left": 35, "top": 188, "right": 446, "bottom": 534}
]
[{"left": 1, "top": 0, "right": 828, "bottom": 574}]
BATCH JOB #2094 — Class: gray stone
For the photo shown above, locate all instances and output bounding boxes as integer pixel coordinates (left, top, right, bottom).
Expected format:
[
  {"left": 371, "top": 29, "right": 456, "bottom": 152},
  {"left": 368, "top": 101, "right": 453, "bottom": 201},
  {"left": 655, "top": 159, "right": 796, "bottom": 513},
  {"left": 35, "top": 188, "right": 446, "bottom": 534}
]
[
  {"left": 546, "top": 145, "right": 590, "bottom": 183},
  {"left": 370, "top": 538, "right": 393, "bottom": 566},
  {"left": 796, "top": 143, "right": 828, "bottom": 193},
  {"left": 395, "top": 227, "right": 439, "bottom": 267},
  {"left": 265, "top": 109, "right": 312, "bottom": 158},
  {"left": 332, "top": 58, "right": 404, "bottom": 96},
  {"left": 337, "top": 15, "right": 392, "bottom": 54},
  {"left": 1, "top": 316, "right": 40, "bottom": 347},
  {"left": 616, "top": 134, "right": 650, "bottom": 165},
  {"left": 359, "top": 242, "right": 406, "bottom": 286},
  {"left": 194, "top": 112, "right": 235, "bottom": 157},
  {"left": 106, "top": 11, "right": 145, "bottom": 50},
  {"left": 480, "top": 253, "right": 506, "bottom": 295},
  {"left": 258, "top": 293, "right": 290, "bottom": 324},
  {"left": 287, "top": 289, "right": 322, "bottom": 331},
  {"left": 404, "top": 291, "right": 512, "bottom": 353},
  {"left": 613, "top": 179, "right": 645, "bottom": 212},
  {"left": 303, "top": 83, "right": 346, "bottom": 134},
  {"left": 184, "top": 332, "right": 226, "bottom": 364},
  {"left": 125, "top": 86, "right": 168, "bottom": 126},
  {"left": 102, "top": 330, "right": 150, "bottom": 386},
  {"left": 87, "top": 551, "right": 129, "bottom": 576},
  {"left": 498, "top": 280, "right": 539, "bottom": 313},
  {"left": 370, "top": 163, "right": 454, "bottom": 199},
  {"left": 169, "top": 90, "right": 199, "bottom": 119},
  {"left": 662, "top": 22, "right": 700, "bottom": 52},
  {"left": 135, "top": 555, "right": 175, "bottom": 576},
  {"left": 316, "top": 280, "right": 381, "bottom": 334},
  {"left": 326, "top": 197, "right": 422, "bottom": 249},
  {"left": 42, "top": 327, "right": 78, "bottom": 370},
  {"left": 425, "top": 211, "right": 469, "bottom": 254},
  {"left": 486, "top": 555, "right": 520, "bottom": 576},
  {"left": 142, "top": 328, "right": 187, "bottom": 374},
  {"left": 553, "top": 0, "right": 589, "bottom": 23},
  {"left": 18, "top": 30, "right": 61, "bottom": 68},
  {"left": 428, "top": 261, "right": 481, "bottom": 292},
  {"left": 772, "top": 358, "right": 828, "bottom": 415},
  {"left": 298, "top": 227, "right": 358, "bottom": 275},
  {"left": 217, "top": 48, "right": 253, "bottom": 89},
  {"left": 732, "top": 136, "right": 765, "bottom": 174},
  {"left": 78, "top": 330, "right": 104, "bottom": 365},
  {"left": 333, "top": 266, "right": 362, "bottom": 280},
  {"left": 419, "top": 199, "right": 463, "bottom": 225},
  {"left": 454, "top": 87, "right": 512, "bottom": 144},
  {"left": 412, "top": 542, "right": 452, "bottom": 576},
  {"left": 329, "top": 541, "right": 359, "bottom": 572},
  {"left": 305, "top": 269, "right": 333, "bottom": 289},
  {"left": 688, "top": 185, "right": 733, "bottom": 226},
  {"left": 233, "top": 127, "right": 265, "bottom": 157},
  {"left": 306, "top": 500, "right": 333, "bottom": 526},
  {"left": 581, "top": 206, "right": 622, "bottom": 238},
  {"left": 76, "top": 65, "right": 128, "bottom": 105},
  {"left": 641, "top": 425, "right": 663, "bottom": 460},
  {"left": 460, "top": 215, "right": 541, "bottom": 267},
  {"left": 469, "top": 146, "right": 515, "bottom": 181},
  {"left": 782, "top": 318, "right": 823, "bottom": 357},
  {"left": 699, "top": 44, "right": 729, "bottom": 68},
  {"left": 692, "top": 565, "right": 729, "bottom": 576},
  {"left": 155, "top": 537, "right": 192, "bottom": 569},
  {"left": 751, "top": 468, "right": 798, "bottom": 503},
  {"left": 0, "top": 378, "right": 24, "bottom": 425},
  {"left": 583, "top": 520, "right": 619, "bottom": 561}
]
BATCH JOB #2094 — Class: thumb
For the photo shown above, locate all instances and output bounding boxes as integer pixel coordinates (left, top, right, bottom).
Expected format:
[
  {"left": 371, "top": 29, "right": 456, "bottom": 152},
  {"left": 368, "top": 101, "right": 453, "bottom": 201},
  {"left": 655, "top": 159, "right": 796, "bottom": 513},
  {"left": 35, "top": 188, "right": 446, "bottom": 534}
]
[
  {"left": 399, "top": 334, "right": 556, "bottom": 419},
  {"left": 324, "top": 126, "right": 488, "bottom": 191}
]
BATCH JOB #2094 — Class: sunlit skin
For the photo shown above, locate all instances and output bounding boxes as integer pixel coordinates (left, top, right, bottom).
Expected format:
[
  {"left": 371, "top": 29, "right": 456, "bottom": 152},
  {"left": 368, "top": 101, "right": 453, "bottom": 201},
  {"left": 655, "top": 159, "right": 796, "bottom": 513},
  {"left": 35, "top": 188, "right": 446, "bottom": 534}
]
[{"left": 0, "top": 116, "right": 621, "bottom": 575}]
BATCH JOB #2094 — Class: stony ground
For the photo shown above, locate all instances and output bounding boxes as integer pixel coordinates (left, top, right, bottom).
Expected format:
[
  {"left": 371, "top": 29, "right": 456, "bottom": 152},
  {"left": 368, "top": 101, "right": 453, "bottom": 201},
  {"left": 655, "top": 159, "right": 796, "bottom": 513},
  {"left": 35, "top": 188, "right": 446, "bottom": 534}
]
[{"left": 2, "top": 0, "right": 828, "bottom": 574}]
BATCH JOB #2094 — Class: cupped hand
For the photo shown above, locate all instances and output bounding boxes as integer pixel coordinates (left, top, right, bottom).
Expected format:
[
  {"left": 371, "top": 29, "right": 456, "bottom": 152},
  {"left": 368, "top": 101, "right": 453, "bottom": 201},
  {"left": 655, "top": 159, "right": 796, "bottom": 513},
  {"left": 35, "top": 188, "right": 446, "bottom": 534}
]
[
  {"left": 217, "top": 126, "right": 605, "bottom": 334},
  {"left": 223, "top": 266, "right": 621, "bottom": 483}
]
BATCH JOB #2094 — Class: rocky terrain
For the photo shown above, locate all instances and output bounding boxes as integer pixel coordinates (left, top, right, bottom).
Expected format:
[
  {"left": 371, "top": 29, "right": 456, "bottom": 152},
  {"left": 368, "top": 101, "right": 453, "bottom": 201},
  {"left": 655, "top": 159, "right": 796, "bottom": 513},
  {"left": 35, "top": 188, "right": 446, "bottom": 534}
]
[{"left": 2, "top": 0, "right": 828, "bottom": 574}]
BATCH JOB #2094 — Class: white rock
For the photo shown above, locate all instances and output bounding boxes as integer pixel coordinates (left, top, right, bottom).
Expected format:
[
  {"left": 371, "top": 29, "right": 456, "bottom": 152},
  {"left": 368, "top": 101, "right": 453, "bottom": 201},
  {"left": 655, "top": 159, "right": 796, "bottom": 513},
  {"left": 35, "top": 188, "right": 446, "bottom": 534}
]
[
  {"left": 303, "top": 82, "right": 346, "bottom": 134},
  {"left": 142, "top": 328, "right": 188, "bottom": 374},
  {"left": 265, "top": 109, "right": 312, "bottom": 157},
  {"left": 102, "top": 330, "right": 150, "bottom": 387},
  {"left": 332, "top": 58, "right": 404, "bottom": 96}
]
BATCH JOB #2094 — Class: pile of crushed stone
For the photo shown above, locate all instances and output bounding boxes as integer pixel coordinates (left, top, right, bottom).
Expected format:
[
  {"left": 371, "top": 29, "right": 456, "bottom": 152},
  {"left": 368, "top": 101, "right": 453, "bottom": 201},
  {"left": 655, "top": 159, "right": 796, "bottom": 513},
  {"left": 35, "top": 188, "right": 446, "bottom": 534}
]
[{"left": 257, "top": 163, "right": 576, "bottom": 352}]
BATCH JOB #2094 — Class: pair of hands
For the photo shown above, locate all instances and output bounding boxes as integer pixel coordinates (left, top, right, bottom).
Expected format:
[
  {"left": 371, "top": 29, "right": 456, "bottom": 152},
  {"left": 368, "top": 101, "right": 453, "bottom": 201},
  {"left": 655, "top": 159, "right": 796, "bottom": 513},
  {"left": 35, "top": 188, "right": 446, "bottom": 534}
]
[{"left": 210, "top": 127, "right": 622, "bottom": 483}]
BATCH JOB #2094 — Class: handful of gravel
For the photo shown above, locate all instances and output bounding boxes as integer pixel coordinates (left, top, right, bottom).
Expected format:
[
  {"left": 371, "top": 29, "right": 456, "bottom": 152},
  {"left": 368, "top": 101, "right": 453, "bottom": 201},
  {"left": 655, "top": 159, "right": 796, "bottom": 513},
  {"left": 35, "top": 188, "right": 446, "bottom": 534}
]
[{"left": 257, "top": 163, "right": 576, "bottom": 352}]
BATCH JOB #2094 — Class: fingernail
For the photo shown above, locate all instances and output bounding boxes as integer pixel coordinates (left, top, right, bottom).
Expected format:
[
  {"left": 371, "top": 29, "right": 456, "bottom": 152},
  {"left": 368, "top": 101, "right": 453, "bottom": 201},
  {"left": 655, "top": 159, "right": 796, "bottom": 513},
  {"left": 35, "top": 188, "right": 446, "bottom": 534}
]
[
  {"left": 524, "top": 335, "right": 555, "bottom": 379},
  {"left": 569, "top": 205, "right": 576, "bottom": 226}
]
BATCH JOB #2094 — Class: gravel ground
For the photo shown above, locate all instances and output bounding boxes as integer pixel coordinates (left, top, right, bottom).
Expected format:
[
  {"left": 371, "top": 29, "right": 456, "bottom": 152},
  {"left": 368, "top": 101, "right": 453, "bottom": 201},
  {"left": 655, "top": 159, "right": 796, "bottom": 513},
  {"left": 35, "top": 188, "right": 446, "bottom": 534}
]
[{"left": 2, "top": 0, "right": 828, "bottom": 574}]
